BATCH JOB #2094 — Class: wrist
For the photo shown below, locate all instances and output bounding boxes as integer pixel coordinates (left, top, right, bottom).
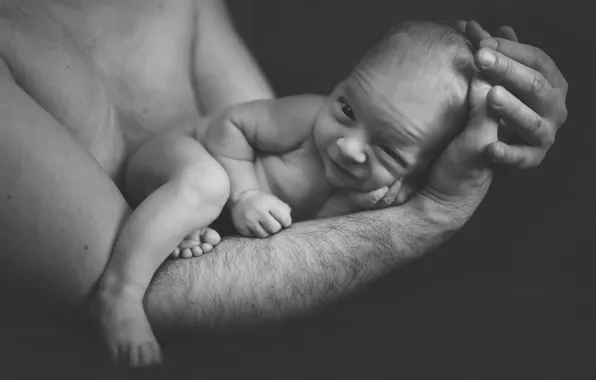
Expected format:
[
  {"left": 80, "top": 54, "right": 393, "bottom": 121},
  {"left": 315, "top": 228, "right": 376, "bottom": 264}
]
[
  {"left": 229, "top": 188, "right": 262, "bottom": 208},
  {"left": 408, "top": 178, "right": 491, "bottom": 233}
]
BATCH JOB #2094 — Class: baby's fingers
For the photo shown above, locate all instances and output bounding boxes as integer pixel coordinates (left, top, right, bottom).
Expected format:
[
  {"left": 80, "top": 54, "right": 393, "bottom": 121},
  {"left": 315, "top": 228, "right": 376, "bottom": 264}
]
[
  {"left": 249, "top": 222, "right": 270, "bottom": 238},
  {"left": 270, "top": 207, "right": 292, "bottom": 228},
  {"left": 258, "top": 214, "right": 282, "bottom": 235},
  {"left": 347, "top": 186, "right": 389, "bottom": 209}
]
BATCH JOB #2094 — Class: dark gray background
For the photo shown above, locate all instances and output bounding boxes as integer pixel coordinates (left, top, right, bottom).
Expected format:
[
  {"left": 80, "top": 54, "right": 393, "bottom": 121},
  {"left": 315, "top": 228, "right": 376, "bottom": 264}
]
[{"left": 2, "top": 1, "right": 591, "bottom": 379}]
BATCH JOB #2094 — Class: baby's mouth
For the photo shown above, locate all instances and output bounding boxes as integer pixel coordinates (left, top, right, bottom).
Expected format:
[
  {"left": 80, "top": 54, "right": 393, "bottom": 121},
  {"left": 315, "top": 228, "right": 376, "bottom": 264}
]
[{"left": 330, "top": 158, "right": 356, "bottom": 180}]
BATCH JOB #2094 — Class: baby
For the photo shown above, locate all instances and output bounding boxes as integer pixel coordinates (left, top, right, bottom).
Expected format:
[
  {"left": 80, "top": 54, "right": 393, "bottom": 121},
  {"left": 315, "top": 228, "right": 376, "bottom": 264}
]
[{"left": 92, "top": 21, "right": 475, "bottom": 367}]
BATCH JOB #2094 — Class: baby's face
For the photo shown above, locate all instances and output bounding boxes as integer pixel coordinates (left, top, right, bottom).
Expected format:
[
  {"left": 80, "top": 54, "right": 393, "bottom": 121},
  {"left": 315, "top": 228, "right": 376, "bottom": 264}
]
[{"left": 313, "top": 62, "right": 457, "bottom": 193}]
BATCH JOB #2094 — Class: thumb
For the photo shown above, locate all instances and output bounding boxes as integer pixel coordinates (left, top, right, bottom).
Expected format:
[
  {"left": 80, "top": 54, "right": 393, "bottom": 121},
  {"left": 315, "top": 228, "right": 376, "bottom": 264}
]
[
  {"left": 423, "top": 75, "right": 498, "bottom": 201},
  {"left": 463, "top": 75, "right": 500, "bottom": 159}
]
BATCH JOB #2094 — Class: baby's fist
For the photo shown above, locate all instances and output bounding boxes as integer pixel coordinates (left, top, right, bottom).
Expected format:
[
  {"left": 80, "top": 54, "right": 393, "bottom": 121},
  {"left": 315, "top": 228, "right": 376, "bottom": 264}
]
[{"left": 231, "top": 190, "right": 292, "bottom": 238}]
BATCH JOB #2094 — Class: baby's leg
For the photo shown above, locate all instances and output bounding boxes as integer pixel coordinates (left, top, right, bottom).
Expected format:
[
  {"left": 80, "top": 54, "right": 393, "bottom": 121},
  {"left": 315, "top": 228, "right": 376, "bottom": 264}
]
[{"left": 92, "top": 131, "right": 229, "bottom": 367}]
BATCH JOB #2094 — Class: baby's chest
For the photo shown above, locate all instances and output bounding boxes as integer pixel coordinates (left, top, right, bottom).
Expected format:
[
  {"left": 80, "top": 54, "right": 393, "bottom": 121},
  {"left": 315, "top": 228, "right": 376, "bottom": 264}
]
[{"left": 257, "top": 153, "right": 331, "bottom": 221}]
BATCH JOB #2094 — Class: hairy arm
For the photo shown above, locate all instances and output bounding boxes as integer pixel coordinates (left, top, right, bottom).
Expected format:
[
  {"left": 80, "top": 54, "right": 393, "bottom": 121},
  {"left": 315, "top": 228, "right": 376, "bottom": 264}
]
[
  {"left": 193, "top": 0, "right": 274, "bottom": 114},
  {"left": 146, "top": 77, "right": 499, "bottom": 338},
  {"left": 146, "top": 191, "right": 482, "bottom": 337}
]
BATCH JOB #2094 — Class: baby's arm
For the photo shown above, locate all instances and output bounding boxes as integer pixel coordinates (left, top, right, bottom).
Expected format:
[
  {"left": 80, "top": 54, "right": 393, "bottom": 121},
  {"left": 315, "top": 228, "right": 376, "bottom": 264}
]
[{"left": 204, "top": 95, "right": 325, "bottom": 237}]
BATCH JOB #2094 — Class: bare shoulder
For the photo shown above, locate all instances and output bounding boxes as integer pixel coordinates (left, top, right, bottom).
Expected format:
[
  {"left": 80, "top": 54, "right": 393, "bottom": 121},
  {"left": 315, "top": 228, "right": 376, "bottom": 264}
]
[
  {"left": 233, "top": 94, "right": 327, "bottom": 122},
  {"left": 276, "top": 94, "right": 328, "bottom": 110}
]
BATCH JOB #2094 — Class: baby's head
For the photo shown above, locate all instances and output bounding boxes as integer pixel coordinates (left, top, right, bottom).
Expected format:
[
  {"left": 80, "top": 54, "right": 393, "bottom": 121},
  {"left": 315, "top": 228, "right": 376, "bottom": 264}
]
[{"left": 313, "top": 21, "right": 475, "bottom": 201}]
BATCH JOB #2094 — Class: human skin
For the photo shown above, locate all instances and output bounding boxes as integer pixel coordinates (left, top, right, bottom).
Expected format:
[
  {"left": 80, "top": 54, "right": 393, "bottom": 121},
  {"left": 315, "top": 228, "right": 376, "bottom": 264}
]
[{"left": 0, "top": 0, "right": 568, "bottom": 342}]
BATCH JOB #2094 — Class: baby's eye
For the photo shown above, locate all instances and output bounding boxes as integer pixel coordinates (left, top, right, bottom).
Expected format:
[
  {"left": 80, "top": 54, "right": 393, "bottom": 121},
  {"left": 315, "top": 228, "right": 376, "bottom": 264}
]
[
  {"left": 379, "top": 145, "right": 399, "bottom": 160},
  {"left": 337, "top": 96, "right": 355, "bottom": 121}
]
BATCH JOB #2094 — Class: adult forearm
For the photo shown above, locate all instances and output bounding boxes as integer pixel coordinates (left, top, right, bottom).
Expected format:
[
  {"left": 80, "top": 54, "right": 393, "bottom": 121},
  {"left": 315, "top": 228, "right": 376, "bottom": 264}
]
[
  {"left": 193, "top": 0, "right": 274, "bottom": 115},
  {"left": 146, "top": 184, "right": 487, "bottom": 338}
]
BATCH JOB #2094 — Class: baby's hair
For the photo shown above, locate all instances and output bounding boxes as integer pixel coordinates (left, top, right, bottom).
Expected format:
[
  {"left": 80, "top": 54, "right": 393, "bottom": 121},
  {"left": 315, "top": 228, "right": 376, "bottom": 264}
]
[{"left": 358, "top": 21, "right": 476, "bottom": 140}]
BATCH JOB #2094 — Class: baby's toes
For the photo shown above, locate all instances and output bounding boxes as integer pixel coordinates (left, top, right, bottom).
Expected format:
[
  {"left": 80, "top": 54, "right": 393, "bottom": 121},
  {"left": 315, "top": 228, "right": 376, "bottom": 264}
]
[
  {"left": 178, "top": 239, "right": 200, "bottom": 250},
  {"left": 170, "top": 247, "right": 181, "bottom": 259},
  {"left": 200, "top": 243, "right": 213, "bottom": 253},
  {"left": 201, "top": 228, "right": 221, "bottom": 246},
  {"left": 138, "top": 342, "right": 162, "bottom": 367},
  {"left": 185, "top": 229, "right": 202, "bottom": 241},
  {"left": 181, "top": 248, "right": 193, "bottom": 259},
  {"left": 191, "top": 246, "right": 203, "bottom": 257}
]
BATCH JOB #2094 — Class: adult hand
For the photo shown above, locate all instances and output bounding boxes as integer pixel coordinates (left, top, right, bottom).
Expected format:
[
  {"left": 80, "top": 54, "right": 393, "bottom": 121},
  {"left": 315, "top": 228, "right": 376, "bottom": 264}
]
[
  {"left": 377, "top": 21, "right": 569, "bottom": 209},
  {"left": 457, "top": 20, "right": 569, "bottom": 169},
  {"left": 420, "top": 75, "right": 499, "bottom": 208},
  {"left": 376, "top": 75, "right": 497, "bottom": 212}
]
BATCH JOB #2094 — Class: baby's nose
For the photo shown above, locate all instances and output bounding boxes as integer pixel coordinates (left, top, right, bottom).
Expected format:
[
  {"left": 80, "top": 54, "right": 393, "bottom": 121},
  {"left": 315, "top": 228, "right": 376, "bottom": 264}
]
[{"left": 337, "top": 136, "right": 366, "bottom": 164}]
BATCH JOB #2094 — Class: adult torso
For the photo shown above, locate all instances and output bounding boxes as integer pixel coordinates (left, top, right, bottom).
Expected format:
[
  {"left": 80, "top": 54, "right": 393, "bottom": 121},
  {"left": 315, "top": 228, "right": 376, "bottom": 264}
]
[{"left": 0, "top": 0, "right": 201, "bottom": 183}]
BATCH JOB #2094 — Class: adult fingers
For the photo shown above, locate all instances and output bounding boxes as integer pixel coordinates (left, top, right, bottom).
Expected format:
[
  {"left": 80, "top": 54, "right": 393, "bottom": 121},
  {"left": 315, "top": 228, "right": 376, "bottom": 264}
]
[
  {"left": 465, "top": 20, "right": 492, "bottom": 47},
  {"left": 479, "top": 38, "right": 568, "bottom": 91},
  {"left": 494, "top": 25, "right": 519, "bottom": 42},
  {"left": 485, "top": 142, "right": 545, "bottom": 168},
  {"left": 487, "top": 86, "right": 555, "bottom": 147},
  {"left": 476, "top": 47, "right": 557, "bottom": 115},
  {"left": 454, "top": 20, "right": 467, "bottom": 34}
]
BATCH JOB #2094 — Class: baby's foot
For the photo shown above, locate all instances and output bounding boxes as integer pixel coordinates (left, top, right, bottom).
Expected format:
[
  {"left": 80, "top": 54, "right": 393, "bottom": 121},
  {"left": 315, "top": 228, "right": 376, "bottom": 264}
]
[
  {"left": 91, "top": 285, "right": 162, "bottom": 367},
  {"left": 170, "top": 227, "right": 221, "bottom": 259}
]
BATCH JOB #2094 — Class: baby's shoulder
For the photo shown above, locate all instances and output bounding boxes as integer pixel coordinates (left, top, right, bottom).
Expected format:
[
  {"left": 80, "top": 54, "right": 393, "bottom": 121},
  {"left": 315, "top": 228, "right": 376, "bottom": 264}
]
[{"left": 271, "top": 94, "right": 327, "bottom": 118}]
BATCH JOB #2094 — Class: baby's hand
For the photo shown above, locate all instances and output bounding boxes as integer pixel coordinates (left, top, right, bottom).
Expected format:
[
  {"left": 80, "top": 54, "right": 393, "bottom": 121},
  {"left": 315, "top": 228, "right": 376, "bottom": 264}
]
[
  {"left": 344, "top": 186, "right": 390, "bottom": 211},
  {"left": 231, "top": 190, "right": 292, "bottom": 238}
]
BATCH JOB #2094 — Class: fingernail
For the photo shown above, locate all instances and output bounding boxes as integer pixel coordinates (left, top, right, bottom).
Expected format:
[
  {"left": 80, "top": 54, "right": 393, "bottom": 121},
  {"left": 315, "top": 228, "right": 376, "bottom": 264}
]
[
  {"left": 480, "top": 38, "right": 498, "bottom": 50},
  {"left": 490, "top": 87, "right": 507, "bottom": 107},
  {"left": 478, "top": 49, "right": 495, "bottom": 68},
  {"left": 492, "top": 95, "right": 506, "bottom": 108}
]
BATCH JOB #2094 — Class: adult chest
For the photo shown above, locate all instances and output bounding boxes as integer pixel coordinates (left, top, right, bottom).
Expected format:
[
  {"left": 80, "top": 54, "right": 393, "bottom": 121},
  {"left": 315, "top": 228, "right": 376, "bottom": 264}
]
[{"left": 0, "top": 0, "right": 200, "bottom": 180}]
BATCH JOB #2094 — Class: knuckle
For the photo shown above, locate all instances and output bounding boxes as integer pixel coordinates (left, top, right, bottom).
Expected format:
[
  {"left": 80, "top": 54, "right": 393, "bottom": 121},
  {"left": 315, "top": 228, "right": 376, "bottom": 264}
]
[
  {"left": 514, "top": 153, "right": 527, "bottom": 166},
  {"left": 529, "top": 75, "right": 547, "bottom": 96},
  {"left": 534, "top": 48, "right": 550, "bottom": 67},
  {"left": 561, "top": 105, "right": 569, "bottom": 123},
  {"left": 499, "top": 38, "right": 513, "bottom": 56},
  {"left": 544, "top": 132, "right": 556, "bottom": 149},
  {"left": 500, "top": 56, "right": 515, "bottom": 75},
  {"left": 528, "top": 116, "right": 545, "bottom": 135},
  {"left": 556, "top": 103, "right": 569, "bottom": 125},
  {"left": 561, "top": 78, "right": 569, "bottom": 93}
]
